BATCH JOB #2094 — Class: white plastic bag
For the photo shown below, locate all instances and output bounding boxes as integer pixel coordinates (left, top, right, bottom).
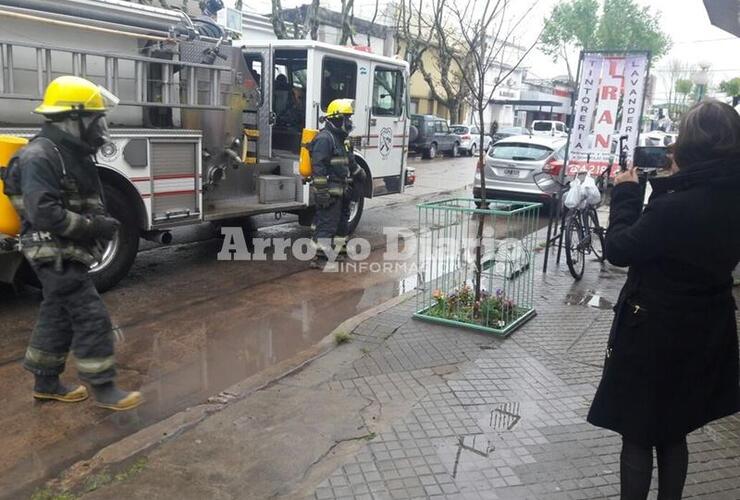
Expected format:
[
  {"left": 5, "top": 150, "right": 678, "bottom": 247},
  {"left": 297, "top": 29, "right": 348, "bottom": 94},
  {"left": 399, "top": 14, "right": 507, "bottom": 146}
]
[
  {"left": 564, "top": 177, "right": 583, "bottom": 209},
  {"left": 581, "top": 174, "right": 602, "bottom": 206}
]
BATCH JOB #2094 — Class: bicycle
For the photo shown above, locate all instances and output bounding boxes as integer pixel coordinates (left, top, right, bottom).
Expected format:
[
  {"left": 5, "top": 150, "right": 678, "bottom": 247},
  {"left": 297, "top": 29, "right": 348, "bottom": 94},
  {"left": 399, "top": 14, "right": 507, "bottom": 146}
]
[{"left": 534, "top": 167, "right": 609, "bottom": 280}]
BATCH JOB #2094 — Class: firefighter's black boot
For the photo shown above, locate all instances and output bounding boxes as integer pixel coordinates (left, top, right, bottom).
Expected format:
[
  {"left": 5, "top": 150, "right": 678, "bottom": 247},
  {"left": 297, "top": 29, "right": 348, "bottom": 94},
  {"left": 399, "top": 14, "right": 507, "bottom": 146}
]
[
  {"left": 91, "top": 382, "right": 143, "bottom": 411},
  {"left": 33, "top": 375, "right": 88, "bottom": 403}
]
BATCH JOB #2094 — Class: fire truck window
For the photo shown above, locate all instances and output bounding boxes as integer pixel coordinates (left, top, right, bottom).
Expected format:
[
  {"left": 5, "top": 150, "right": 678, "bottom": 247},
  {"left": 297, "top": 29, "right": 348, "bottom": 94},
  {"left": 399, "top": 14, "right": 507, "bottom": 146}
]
[
  {"left": 372, "top": 69, "right": 403, "bottom": 117},
  {"left": 245, "top": 55, "right": 263, "bottom": 106},
  {"left": 321, "top": 57, "right": 357, "bottom": 111}
]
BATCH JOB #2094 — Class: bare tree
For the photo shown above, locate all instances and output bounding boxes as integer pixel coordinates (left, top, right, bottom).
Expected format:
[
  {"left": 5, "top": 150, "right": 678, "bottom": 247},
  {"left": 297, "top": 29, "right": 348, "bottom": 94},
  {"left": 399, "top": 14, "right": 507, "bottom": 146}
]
[
  {"left": 448, "top": 0, "right": 543, "bottom": 301},
  {"left": 306, "top": 0, "right": 321, "bottom": 41},
  {"left": 339, "top": 0, "right": 357, "bottom": 45},
  {"left": 271, "top": 0, "right": 290, "bottom": 39},
  {"left": 367, "top": 0, "right": 381, "bottom": 47},
  {"left": 662, "top": 59, "right": 692, "bottom": 122},
  {"left": 390, "top": 0, "right": 435, "bottom": 77},
  {"left": 417, "top": 0, "right": 472, "bottom": 123}
]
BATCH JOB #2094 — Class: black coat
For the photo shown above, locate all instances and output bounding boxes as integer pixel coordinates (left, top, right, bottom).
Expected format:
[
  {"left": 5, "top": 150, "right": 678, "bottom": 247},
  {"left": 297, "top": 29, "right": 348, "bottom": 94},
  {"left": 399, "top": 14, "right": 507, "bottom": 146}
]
[
  {"left": 2, "top": 124, "right": 106, "bottom": 266},
  {"left": 587, "top": 163, "right": 740, "bottom": 446}
]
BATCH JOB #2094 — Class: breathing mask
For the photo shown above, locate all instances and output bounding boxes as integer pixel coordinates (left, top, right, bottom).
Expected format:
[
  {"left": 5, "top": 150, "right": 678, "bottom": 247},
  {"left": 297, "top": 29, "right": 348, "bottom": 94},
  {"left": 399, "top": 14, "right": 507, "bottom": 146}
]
[
  {"left": 78, "top": 114, "right": 111, "bottom": 151},
  {"left": 327, "top": 115, "right": 353, "bottom": 136}
]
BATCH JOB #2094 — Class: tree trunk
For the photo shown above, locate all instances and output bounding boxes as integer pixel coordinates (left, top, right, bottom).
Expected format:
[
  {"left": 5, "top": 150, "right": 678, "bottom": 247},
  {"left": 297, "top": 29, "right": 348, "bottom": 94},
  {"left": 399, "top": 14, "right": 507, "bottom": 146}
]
[
  {"left": 448, "top": 102, "right": 460, "bottom": 124},
  {"left": 473, "top": 105, "right": 487, "bottom": 302},
  {"left": 271, "top": 0, "right": 289, "bottom": 39},
  {"left": 367, "top": 0, "right": 379, "bottom": 47},
  {"left": 306, "top": 0, "right": 320, "bottom": 41},
  {"left": 339, "top": 0, "right": 355, "bottom": 46}
]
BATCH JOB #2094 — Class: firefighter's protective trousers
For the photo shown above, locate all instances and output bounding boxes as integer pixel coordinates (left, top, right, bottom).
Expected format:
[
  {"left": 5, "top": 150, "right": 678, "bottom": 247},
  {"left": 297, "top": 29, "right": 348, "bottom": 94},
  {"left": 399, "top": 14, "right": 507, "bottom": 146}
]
[{"left": 24, "top": 261, "right": 116, "bottom": 384}]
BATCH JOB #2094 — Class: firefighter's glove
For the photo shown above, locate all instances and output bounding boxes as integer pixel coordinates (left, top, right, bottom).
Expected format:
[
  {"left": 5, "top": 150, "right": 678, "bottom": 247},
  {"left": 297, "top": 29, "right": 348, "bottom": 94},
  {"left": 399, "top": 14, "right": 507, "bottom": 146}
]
[{"left": 89, "top": 215, "right": 120, "bottom": 241}]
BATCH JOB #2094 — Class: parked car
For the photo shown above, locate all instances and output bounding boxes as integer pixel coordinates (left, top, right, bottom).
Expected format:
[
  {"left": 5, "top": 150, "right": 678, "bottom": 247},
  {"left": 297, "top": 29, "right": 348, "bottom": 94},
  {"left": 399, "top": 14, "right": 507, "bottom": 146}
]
[
  {"left": 451, "top": 124, "right": 492, "bottom": 156},
  {"left": 639, "top": 130, "right": 678, "bottom": 147},
  {"left": 409, "top": 114, "right": 460, "bottom": 159},
  {"left": 531, "top": 120, "right": 568, "bottom": 137},
  {"left": 491, "top": 126, "right": 531, "bottom": 144},
  {"left": 474, "top": 135, "right": 567, "bottom": 203}
]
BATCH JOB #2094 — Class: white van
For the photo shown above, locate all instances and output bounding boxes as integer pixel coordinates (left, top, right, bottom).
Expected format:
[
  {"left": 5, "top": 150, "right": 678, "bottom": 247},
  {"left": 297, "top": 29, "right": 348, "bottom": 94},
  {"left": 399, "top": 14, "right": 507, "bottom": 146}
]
[{"left": 531, "top": 120, "right": 568, "bottom": 137}]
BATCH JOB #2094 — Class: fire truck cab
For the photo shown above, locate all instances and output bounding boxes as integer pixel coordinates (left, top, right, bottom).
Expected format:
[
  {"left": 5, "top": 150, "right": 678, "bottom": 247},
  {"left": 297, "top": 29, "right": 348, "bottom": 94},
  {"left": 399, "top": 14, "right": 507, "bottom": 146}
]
[{"left": 0, "top": 0, "right": 410, "bottom": 291}]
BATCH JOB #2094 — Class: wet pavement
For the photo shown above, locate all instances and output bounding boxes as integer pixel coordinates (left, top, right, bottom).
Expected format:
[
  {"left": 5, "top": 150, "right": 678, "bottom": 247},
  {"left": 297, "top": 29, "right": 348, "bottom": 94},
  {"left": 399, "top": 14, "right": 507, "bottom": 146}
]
[
  {"left": 57, "top": 226, "right": 740, "bottom": 500},
  {"left": 0, "top": 156, "right": 550, "bottom": 498}
]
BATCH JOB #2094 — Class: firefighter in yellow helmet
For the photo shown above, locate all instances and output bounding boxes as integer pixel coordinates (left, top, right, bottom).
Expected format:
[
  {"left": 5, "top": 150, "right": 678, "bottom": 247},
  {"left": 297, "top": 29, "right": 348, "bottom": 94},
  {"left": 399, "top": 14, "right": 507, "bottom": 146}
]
[
  {"left": 1, "top": 76, "right": 142, "bottom": 411},
  {"left": 308, "top": 98, "right": 366, "bottom": 268}
]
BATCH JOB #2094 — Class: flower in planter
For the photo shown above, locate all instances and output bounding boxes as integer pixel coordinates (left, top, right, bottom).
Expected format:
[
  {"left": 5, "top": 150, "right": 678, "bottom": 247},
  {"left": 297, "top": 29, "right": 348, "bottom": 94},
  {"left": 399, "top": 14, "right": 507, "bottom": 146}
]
[{"left": 432, "top": 289, "right": 444, "bottom": 301}]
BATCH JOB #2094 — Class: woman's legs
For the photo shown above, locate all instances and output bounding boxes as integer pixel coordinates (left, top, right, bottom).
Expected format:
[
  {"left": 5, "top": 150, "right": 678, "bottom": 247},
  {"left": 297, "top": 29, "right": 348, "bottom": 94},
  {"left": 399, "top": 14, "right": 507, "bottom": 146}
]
[
  {"left": 656, "top": 436, "right": 688, "bottom": 500},
  {"left": 620, "top": 438, "right": 653, "bottom": 500},
  {"left": 620, "top": 435, "right": 689, "bottom": 500}
]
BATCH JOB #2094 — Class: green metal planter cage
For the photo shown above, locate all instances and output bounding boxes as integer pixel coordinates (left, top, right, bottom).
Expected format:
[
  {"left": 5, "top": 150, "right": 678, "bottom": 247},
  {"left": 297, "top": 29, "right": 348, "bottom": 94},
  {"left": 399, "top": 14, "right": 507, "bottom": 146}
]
[{"left": 414, "top": 198, "right": 541, "bottom": 337}]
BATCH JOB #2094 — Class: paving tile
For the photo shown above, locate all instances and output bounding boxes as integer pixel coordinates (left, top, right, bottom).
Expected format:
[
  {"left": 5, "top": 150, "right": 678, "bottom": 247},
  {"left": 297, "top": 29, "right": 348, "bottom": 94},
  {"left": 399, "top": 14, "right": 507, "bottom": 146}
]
[{"left": 313, "top": 253, "right": 740, "bottom": 499}]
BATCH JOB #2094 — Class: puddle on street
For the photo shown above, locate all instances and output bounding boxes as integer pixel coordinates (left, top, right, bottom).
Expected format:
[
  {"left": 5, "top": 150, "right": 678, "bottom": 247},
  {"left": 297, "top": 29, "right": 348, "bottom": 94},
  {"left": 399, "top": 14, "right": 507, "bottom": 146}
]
[
  {"left": 564, "top": 289, "right": 613, "bottom": 309},
  {"left": 0, "top": 211, "right": 550, "bottom": 497},
  {"left": 0, "top": 248, "right": 419, "bottom": 499}
]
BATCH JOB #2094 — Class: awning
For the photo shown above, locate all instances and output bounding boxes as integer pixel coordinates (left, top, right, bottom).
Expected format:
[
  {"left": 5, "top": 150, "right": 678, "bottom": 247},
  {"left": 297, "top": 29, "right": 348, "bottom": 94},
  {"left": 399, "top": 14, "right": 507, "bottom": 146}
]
[
  {"left": 490, "top": 99, "right": 564, "bottom": 107},
  {"left": 703, "top": 0, "right": 740, "bottom": 37}
]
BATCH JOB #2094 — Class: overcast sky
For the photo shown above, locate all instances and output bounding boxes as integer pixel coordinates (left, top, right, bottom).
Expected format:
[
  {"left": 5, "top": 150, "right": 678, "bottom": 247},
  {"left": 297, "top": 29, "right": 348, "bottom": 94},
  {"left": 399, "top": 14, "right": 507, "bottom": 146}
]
[{"left": 247, "top": 0, "right": 740, "bottom": 97}]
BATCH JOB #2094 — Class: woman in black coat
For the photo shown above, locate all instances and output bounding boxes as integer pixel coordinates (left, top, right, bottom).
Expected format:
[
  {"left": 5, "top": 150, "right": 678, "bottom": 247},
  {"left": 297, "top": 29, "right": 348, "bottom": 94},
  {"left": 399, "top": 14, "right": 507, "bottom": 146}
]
[{"left": 588, "top": 100, "right": 740, "bottom": 500}]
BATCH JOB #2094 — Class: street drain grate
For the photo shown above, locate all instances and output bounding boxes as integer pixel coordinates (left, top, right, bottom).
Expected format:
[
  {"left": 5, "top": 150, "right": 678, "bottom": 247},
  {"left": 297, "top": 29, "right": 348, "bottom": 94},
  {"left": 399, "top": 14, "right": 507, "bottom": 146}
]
[{"left": 490, "top": 402, "right": 521, "bottom": 430}]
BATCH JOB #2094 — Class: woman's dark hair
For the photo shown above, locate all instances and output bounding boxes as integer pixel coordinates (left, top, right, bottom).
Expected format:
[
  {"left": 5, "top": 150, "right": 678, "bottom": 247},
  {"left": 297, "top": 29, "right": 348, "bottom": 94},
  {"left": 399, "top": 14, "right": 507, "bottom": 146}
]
[{"left": 674, "top": 99, "right": 740, "bottom": 169}]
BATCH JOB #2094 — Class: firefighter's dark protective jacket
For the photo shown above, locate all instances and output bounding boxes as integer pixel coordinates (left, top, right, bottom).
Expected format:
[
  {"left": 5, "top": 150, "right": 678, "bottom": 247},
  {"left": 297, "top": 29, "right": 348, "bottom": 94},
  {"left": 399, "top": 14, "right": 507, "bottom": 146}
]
[
  {"left": 2, "top": 123, "right": 108, "bottom": 267},
  {"left": 309, "top": 126, "right": 353, "bottom": 198}
]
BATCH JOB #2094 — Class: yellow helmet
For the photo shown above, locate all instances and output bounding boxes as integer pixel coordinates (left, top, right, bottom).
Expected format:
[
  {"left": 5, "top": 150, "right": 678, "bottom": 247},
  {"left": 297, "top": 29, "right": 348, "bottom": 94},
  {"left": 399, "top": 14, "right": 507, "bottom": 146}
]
[
  {"left": 34, "top": 76, "right": 119, "bottom": 115},
  {"left": 326, "top": 98, "right": 355, "bottom": 118}
]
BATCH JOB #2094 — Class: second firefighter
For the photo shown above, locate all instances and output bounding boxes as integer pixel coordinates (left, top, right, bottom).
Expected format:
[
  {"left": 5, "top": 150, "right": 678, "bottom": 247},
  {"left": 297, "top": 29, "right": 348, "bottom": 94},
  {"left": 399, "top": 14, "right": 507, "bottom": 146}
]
[{"left": 308, "top": 99, "right": 365, "bottom": 268}]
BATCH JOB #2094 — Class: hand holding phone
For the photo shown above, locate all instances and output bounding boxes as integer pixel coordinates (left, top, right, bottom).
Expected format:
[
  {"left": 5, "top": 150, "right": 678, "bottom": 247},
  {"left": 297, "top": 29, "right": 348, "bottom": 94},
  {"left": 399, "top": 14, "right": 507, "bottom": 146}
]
[
  {"left": 618, "top": 135, "right": 629, "bottom": 172},
  {"left": 633, "top": 146, "right": 669, "bottom": 170},
  {"left": 614, "top": 167, "right": 639, "bottom": 185}
]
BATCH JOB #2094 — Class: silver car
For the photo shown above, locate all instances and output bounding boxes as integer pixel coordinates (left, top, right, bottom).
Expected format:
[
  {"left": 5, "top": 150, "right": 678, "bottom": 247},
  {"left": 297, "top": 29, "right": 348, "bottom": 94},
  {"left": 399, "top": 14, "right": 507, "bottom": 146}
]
[
  {"left": 473, "top": 135, "right": 567, "bottom": 200},
  {"left": 451, "top": 124, "right": 492, "bottom": 157}
]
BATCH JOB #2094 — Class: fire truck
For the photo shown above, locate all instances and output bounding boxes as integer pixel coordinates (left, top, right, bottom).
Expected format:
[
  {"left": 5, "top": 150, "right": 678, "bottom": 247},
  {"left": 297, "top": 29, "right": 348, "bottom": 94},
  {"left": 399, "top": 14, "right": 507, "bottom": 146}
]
[{"left": 0, "top": 0, "right": 411, "bottom": 291}]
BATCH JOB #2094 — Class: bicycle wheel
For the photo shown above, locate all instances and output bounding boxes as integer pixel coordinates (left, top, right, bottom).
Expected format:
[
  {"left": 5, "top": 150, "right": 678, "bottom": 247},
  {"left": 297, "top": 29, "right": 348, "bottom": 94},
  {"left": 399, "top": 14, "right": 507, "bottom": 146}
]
[
  {"left": 588, "top": 208, "right": 606, "bottom": 262},
  {"left": 565, "top": 212, "right": 585, "bottom": 280}
]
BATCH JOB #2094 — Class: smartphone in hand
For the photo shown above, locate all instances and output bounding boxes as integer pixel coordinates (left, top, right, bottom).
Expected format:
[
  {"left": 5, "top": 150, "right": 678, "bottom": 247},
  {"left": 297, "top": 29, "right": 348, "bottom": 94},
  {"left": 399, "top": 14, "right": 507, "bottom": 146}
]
[{"left": 633, "top": 146, "right": 669, "bottom": 171}]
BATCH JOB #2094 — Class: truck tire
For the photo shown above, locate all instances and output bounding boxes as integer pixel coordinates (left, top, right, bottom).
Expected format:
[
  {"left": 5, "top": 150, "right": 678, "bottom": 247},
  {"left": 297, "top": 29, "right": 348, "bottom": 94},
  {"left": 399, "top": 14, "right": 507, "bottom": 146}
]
[
  {"left": 346, "top": 195, "right": 365, "bottom": 235},
  {"left": 89, "top": 185, "right": 140, "bottom": 293}
]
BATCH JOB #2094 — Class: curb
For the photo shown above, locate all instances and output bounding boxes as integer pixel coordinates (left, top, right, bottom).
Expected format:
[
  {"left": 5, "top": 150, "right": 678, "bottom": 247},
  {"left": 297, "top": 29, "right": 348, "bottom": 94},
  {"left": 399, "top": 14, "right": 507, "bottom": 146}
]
[{"left": 51, "top": 288, "right": 417, "bottom": 493}]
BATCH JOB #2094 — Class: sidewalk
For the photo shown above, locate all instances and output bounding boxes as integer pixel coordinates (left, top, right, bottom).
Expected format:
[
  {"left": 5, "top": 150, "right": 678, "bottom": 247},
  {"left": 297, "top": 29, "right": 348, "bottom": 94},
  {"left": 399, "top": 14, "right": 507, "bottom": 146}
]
[{"left": 46, "top": 252, "right": 740, "bottom": 499}]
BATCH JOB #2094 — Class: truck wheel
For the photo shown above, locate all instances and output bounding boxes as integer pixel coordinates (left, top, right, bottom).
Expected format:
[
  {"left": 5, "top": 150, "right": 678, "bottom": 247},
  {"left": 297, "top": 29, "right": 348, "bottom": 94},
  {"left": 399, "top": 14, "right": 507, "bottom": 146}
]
[
  {"left": 89, "top": 185, "right": 140, "bottom": 293},
  {"left": 450, "top": 142, "right": 459, "bottom": 157},
  {"left": 346, "top": 195, "right": 365, "bottom": 235}
]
